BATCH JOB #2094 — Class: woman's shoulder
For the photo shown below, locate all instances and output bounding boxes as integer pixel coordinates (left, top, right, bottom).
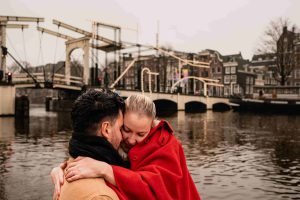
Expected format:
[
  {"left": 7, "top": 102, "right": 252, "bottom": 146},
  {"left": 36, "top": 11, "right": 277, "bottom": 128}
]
[{"left": 152, "top": 119, "right": 174, "bottom": 134}]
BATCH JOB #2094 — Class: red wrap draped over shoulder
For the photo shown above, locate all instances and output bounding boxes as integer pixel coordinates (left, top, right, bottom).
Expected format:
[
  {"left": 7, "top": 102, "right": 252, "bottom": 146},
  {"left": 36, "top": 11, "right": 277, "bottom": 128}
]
[{"left": 109, "top": 120, "right": 201, "bottom": 200}]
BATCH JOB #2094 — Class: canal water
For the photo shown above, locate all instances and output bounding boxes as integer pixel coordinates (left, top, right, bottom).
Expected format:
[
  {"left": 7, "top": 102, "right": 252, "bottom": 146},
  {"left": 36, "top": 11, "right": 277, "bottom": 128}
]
[{"left": 0, "top": 105, "right": 300, "bottom": 200}]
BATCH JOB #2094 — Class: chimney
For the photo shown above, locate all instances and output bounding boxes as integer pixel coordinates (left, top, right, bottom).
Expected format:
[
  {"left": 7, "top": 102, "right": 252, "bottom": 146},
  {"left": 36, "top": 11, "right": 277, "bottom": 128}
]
[
  {"left": 292, "top": 26, "right": 295, "bottom": 33},
  {"left": 283, "top": 26, "right": 287, "bottom": 33}
]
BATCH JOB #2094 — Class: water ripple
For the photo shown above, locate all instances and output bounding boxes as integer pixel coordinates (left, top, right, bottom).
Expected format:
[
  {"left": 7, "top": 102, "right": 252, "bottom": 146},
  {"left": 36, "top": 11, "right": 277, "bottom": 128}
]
[{"left": 0, "top": 109, "right": 300, "bottom": 199}]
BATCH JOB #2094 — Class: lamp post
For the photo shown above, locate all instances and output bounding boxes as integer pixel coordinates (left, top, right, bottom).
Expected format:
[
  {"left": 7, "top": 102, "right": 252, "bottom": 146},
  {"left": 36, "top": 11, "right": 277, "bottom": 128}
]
[{"left": 141, "top": 67, "right": 159, "bottom": 94}]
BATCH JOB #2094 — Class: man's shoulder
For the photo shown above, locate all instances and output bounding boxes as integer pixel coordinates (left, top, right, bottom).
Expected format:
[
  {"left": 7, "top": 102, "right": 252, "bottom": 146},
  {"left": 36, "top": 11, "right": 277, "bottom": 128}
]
[{"left": 60, "top": 178, "right": 119, "bottom": 200}]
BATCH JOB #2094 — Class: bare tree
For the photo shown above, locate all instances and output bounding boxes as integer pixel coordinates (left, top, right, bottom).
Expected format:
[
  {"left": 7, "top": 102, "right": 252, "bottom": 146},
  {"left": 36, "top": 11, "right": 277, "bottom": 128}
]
[
  {"left": 70, "top": 59, "right": 83, "bottom": 77},
  {"left": 256, "top": 17, "right": 298, "bottom": 85},
  {"left": 7, "top": 61, "right": 31, "bottom": 73}
]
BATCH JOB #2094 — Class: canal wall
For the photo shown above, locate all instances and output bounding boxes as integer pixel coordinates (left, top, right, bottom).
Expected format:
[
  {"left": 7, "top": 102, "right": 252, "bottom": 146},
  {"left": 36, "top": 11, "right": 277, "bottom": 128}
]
[
  {"left": 46, "top": 98, "right": 74, "bottom": 112},
  {"left": 0, "top": 85, "right": 15, "bottom": 116}
]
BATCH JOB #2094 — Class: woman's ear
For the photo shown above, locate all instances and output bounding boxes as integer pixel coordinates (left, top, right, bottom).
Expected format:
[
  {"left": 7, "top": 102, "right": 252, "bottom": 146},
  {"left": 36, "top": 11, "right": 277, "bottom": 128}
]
[
  {"left": 151, "top": 119, "right": 158, "bottom": 128},
  {"left": 99, "top": 121, "right": 111, "bottom": 140}
]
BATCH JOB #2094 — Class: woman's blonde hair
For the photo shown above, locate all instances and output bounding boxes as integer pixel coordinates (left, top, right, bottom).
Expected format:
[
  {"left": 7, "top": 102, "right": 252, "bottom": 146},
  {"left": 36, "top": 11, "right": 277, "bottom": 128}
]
[{"left": 125, "top": 94, "right": 156, "bottom": 119}]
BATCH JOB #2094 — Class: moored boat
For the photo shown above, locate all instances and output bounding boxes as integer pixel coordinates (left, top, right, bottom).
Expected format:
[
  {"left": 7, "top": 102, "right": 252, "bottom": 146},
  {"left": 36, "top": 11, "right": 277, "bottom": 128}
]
[{"left": 230, "top": 86, "right": 300, "bottom": 114}]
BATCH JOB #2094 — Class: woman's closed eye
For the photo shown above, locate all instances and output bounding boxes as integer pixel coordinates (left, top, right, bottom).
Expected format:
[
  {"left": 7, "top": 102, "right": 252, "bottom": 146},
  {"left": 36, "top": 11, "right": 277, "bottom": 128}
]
[
  {"left": 122, "top": 126, "right": 131, "bottom": 133},
  {"left": 137, "top": 132, "right": 147, "bottom": 137}
]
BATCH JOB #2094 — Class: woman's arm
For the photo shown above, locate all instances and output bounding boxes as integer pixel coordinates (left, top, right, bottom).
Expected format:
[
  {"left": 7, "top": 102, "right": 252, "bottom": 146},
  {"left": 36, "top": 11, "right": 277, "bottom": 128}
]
[{"left": 64, "top": 156, "right": 116, "bottom": 185}]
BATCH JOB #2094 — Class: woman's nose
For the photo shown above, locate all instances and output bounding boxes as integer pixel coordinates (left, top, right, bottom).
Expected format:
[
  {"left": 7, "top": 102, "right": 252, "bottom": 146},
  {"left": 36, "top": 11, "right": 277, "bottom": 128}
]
[{"left": 127, "top": 135, "right": 137, "bottom": 146}]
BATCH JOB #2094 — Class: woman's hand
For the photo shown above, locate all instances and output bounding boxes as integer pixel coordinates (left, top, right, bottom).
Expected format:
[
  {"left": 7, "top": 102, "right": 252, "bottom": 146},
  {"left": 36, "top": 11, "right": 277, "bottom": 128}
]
[
  {"left": 65, "top": 156, "right": 114, "bottom": 184},
  {"left": 51, "top": 161, "right": 67, "bottom": 200}
]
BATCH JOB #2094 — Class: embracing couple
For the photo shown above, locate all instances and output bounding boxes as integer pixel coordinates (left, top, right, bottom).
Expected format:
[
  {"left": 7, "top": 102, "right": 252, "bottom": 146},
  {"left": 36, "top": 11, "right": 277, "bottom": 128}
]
[{"left": 51, "top": 89, "right": 201, "bottom": 200}]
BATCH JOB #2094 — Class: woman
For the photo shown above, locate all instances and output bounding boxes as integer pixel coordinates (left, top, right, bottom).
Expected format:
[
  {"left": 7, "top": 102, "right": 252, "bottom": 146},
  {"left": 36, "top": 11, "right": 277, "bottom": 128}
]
[{"left": 52, "top": 94, "right": 200, "bottom": 200}]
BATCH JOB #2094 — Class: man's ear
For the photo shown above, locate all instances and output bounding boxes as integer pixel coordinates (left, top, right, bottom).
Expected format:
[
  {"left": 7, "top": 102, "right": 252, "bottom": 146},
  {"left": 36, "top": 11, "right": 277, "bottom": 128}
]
[{"left": 99, "top": 121, "right": 111, "bottom": 140}]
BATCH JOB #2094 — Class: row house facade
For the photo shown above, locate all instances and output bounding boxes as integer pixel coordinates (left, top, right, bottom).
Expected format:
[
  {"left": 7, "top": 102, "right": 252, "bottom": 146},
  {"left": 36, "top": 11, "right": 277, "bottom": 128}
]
[
  {"left": 278, "top": 26, "right": 300, "bottom": 86},
  {"left": 249, "top": 54, "right": 277, "bottom": 86},
  {"left": 197, "top": 49, "right": 224, "bottom": 96},
  {"left": 108, "top": 49, "right": 256, "bottom": 97},
  {"left": 222, "top": 53, "right": 255, "bottom": 97},
  {"left": 248, "top": 27, "right": 300, "bottom": 88},
  {"left": 116, "top": 51, "right": 211, "bottom": 95}
]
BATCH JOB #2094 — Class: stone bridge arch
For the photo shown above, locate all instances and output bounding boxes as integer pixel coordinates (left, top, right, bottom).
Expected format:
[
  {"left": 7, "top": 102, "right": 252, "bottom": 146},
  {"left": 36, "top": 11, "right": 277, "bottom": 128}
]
[
  {"left": 212, "top": 102, "right": 231, "bottom": 111},
  {"left": 65, "top": 37, "right": 90, "bottom": 85},
  {"left": 153, "top": 99, "right": 177, "bottom": 116},
  {"left": 185, "top": 101, "right": 207, "bottom": 113}
]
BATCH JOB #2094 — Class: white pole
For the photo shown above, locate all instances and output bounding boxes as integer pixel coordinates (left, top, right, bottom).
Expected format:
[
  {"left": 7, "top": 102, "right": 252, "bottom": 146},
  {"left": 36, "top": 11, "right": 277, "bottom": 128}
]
[
  {"left": 149, "top": 72, "right": 151, "bottom": 94},
  {"left": 204, "top": 82, "right": 207, "bottom": 97},
  {"left": 141, "top": 68, "right": 150, "bottom": 94},
  {"left": 110, "top": 59, "right": 137, "bottom": 88},
  {"left": 0, "top": 23, "right": 7, "bottom": 73}
]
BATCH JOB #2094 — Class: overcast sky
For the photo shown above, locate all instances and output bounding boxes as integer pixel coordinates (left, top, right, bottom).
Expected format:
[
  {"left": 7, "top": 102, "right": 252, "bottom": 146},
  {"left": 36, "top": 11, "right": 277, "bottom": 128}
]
[{"left": 1, "top": 0, "right": 300, "bottom": 67}]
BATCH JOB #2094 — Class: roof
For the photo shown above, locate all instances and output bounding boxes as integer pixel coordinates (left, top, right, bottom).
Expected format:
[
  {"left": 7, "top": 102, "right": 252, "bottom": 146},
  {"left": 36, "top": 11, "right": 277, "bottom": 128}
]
[
  {"left": 222, "top": 53, "right": 243, "bottom": 62},
  {"left": 252, "top": 53, "right": 276, "bottom": 61}
]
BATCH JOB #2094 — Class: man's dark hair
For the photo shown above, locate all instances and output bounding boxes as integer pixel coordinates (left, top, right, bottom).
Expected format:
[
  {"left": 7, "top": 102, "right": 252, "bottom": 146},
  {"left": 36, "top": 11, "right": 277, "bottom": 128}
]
[{"left": 71, "top": 89, "right": 124, "bottom": 134}]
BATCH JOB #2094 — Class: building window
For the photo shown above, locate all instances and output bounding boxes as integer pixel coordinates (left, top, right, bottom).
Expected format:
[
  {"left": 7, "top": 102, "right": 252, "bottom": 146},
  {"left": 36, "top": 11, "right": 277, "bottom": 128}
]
[
  {"left": 233, "top": 84, "right": 239, "bottom": 94},
  {"left": 202, "top": 71, "right": 208, "bottom": 77},
  {"left": 231, "top": 66, "right": 236, "bottom": 74},
  {"left": 225, "top": 67, "right": 231, "bottom": 74},
  {"left": 224, "top": 86, "right": 230, "bottom": 96},
  {"left": 250, "top": 86, "right": 253, "bottom": 94},
  {"left": 224, "top": 75, "right": 230, "bottom": 84},
  {"left": 246, "top": 86, "right": 250, "bottom": 94},
  {"left": 231, "top": 75, "right": 237, "bottom": 83},
  {"left": 217, "top": 67, "right": 220, "bottom": 73},
  {"left": 295, "top": 69, "right": 300, "bottom": 79}
]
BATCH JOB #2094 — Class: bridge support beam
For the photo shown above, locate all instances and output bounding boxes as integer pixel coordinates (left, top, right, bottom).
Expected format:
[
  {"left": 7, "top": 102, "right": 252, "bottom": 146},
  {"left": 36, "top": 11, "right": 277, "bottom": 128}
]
[
  {"left": 0, "top": 85, "right": 15, "bottom": 116},
  {"left": 0, "top": 22, "right": 7, "bottom": 74},
  {"left": 177, "top": 93, "right": 185, "bottom": 111}
]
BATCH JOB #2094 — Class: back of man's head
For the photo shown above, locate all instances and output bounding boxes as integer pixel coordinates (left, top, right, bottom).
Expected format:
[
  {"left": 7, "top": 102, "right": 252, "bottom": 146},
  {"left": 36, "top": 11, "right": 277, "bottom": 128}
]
[{"left": 71, "top": 89, "right": 124, "bottom": 135}]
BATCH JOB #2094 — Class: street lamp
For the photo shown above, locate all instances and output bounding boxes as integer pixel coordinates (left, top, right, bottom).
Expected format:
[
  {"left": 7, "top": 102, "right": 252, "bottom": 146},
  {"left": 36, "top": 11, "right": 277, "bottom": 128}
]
[{"left": 141, "top": 67, "right": 159, "bottom": 94}]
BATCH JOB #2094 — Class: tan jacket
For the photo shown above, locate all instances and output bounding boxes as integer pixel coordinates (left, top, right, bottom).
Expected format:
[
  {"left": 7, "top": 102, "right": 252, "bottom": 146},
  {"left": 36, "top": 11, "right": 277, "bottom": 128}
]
[{"left": 59, "top": 159, "right": 119, "bottom": 200}]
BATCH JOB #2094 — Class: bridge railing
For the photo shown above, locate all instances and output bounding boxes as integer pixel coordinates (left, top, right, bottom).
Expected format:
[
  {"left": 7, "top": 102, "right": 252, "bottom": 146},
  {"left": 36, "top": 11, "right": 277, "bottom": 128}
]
[
  {"left": 52, "top": 73, "right": 83, "bottom": 85},
  {"left": 12, "top": 72, "right": 84, "bottom": 89},
  {"left": 12, "top": 72, "right": 44, "bottom": 83}
]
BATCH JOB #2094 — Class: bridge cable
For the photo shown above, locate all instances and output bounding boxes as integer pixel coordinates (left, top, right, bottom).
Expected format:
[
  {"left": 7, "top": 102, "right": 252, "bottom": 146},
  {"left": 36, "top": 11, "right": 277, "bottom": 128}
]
[
  {"left": 21, "top": 27, "right": 28, "bottom": 67},
  {"left": 5, "top": 47, "right": 41, "bottom": 87},
  {"left": 7, "top": 35, "right": 23, "bottom": 68},
  {"left": 36, "top": 31, "right": 44, "bottom": 66},
  {"left": 52, "top": 25, "right": 60, "bottom": 83},
  {"left": 52, "top": 51, "right": 65, "bottom": 74},
  {"left": 37, "top": 30, "right": 47, "bottom": 84}
]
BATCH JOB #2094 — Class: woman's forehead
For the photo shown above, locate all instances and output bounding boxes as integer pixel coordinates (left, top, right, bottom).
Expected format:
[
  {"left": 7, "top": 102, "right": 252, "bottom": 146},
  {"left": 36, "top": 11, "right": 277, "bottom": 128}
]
[{"left": 124, "top": 112, "right": 152, "bottom": 131}]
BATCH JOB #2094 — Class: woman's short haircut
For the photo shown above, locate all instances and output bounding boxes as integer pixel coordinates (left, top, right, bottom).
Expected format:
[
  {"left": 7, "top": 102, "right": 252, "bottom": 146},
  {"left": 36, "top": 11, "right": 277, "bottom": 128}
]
[{"left": 125, "top": 94, "right": 156, "bottom": 119}]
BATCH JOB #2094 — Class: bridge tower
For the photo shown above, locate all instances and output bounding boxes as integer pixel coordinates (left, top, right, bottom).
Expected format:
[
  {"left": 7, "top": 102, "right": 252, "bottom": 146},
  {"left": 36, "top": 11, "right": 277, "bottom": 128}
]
[
  {"left": 50, "top": 20, "right": 123, "bottom": 85},
  {"left": 0, "top": 16, "right": 44, "bottom": 75}
]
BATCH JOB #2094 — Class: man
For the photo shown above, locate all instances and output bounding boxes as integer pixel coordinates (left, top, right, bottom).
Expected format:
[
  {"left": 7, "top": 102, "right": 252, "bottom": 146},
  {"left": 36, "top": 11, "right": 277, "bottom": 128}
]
[{"left": 52, "top": 89, "right": 128, "bottom": 200}]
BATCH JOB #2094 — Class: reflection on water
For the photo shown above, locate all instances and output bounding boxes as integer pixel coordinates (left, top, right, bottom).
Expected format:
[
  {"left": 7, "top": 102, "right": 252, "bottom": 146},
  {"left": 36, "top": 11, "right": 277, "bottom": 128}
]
[
  {"left": 166, "top": 112, "right": 300, "bottom": 200},
  {"left": 0, "top": 106, "right": 72, "bottom": 200},
  {"left": 0, "top": 106, "right": 300, "bottom": 200}
]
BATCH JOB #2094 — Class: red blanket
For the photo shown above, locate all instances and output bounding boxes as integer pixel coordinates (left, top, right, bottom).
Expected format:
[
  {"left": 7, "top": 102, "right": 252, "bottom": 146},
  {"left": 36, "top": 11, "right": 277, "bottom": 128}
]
[{"left": 110, "top": 120, "right": 201, "bottom": 200}]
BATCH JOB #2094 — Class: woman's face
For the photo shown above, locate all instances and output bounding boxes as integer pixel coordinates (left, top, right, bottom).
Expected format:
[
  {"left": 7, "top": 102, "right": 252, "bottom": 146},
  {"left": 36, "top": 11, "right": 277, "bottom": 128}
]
[{"left": 121, "top": 111, "right": 153, "bottom": 152}]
